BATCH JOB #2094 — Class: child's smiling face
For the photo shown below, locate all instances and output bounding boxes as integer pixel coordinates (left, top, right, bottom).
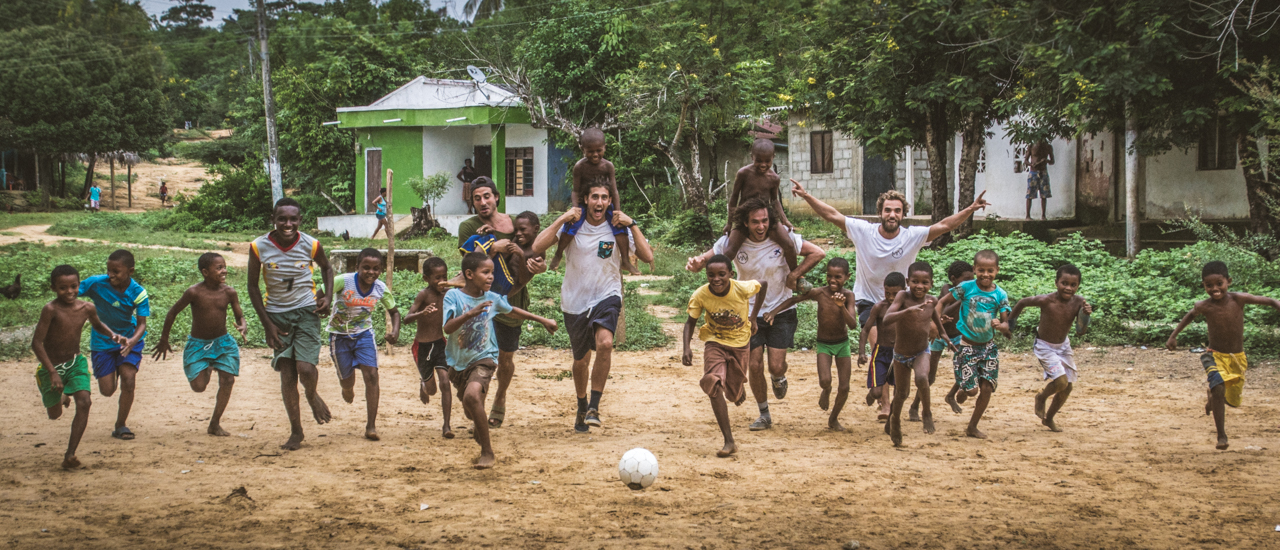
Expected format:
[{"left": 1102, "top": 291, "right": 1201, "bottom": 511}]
[
  {"left": 973, "top": 257, "right": 999, "bottom": 289},
  {"left": 513, "top": 217, "right": 539, "bottom": 248},
  {"left": 425, "top": 265, "right": 449, "bottom": 294},
  {"left": 273, "top": 205, "right": 301, "bottom": 240},
  {"left": 826, "top": 265, "right": 849, "bottom": 291},
  {"left": 908, "top": 270, "right": 933, "bottom": 298},
  {"left": 580, "top": 137, "right": 606, "bottom": 165},
  {"left": 705, "top": 261, "right": 733, "bottom": 294},
  {"left": 201, "top": 257, "right": 228, "bottom": 285},
  {"left": 1055, "top": 273, "right": 1080, "bottom": 299},
  {"left": 1202, "top": 273, "right": 1231, "bottom": 301},
  {"left": 52, "top": 274, "right": 79, "bottom": 305},
  {"left": 357, "top": 256, "right": 383, "bottom": 287},
  {"left": 106, "top": 259, "right": 133, "bottom": 290}
]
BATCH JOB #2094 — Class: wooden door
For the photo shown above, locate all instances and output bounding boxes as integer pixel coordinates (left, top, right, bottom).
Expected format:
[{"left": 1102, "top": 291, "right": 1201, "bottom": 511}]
[{"left": 366, "top": 149, "right": 381, "bottom": 213}]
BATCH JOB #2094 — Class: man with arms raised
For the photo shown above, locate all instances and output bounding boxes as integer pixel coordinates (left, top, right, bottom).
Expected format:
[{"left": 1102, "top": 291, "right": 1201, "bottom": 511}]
[
  {"left": 686, "top": 197, "right": 826, "bottom": 430},
  {"left": 532, "top": 179, "right": 655, "bottom": 432}
]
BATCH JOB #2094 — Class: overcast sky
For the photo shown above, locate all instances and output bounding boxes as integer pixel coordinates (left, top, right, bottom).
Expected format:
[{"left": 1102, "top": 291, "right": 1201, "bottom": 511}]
[{"left": 138, "top": 0, "right": 467, "bottom": 26}]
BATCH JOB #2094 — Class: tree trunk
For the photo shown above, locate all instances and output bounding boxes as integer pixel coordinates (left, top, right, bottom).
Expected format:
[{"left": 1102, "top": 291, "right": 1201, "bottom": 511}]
[
  {"left": 924, "top": 103, "right": 952, "bottom": 245},
  {"left": 1124, "top": 104, "right": 1140, "bottom": 258},
  {"left": 955, "top": 112, "right": 985, "bottom": 239},
  {"left": 82, "top": 156, "right": 96, "bottom": 199},
  {"left": 653, "top": 134, "right": 708, "bottom": 214},
  {"left": 35, "top": 151, "right": 45, "bottom": 208},
  {"left": 109, "top": 156, "right": 116, "bottom": 210},
  {"left": 1239, "top": 134, "right": 1279, "bottom": 260},
  {"left": 59, "top": 160, "right": 65, "bottom": 196},
  {"left": 127, "top": 163, "right": 132, "bottom": 208}
]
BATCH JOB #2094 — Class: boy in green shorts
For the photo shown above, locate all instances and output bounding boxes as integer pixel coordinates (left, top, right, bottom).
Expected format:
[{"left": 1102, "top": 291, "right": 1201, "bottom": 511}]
[{"left": 32, "top": 265, "right": 127, "bottom": 469}]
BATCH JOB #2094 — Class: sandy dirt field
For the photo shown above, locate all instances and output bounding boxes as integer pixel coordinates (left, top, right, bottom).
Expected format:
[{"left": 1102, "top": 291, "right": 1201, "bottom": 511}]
[
  {"left": 93, "top": 159, "right": 210, "bottom": 213},
  {"left": 0, "top": 225, "right": 250, "bottom": 267},
  {"left": 1, "top": 342, "right": 1278, "bottom": 549}
]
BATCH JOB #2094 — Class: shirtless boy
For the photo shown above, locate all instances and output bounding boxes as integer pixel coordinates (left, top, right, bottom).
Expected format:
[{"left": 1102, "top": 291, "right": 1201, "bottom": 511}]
[
  {"left": 881, "top": 262, "right": 953, "bottom": 445},
  {"left": 1166, "top": 261, "right": 1280, "bottom": 450},
  {"left": 764, "top": 258, "right": 857, "bottom": 430},
  {"left": 859, "top": 272, "right": 906, "bottom": 421},
  {"left": 723, "top": 139, "right": 800, "bottom": 288},
  {"left": 151, "top": 253, "right": 248, "bottom": 437},
  {"left": 937, "top": 250, "right": 1012, "bottom": 439},
  {"left": 444, "top": 252, "right": 558, "bottom": 469},
  {"left": 682, "top": 254, "right": 765, "bottom": 457},
  {"left": 933, "top": 261, "right": 974, "bottom": 417},
  {"left": 1008, "top": 264, "right": 1092, "bottom": 432},
  {"left": 406, "top": 257, "right": 454, "bottom": 438},
  {"left": 32, "top": 265, "right": 127, "bottom": 469},
  {"left": 550, "top": 128, "right": 637, "bottom": 275}
]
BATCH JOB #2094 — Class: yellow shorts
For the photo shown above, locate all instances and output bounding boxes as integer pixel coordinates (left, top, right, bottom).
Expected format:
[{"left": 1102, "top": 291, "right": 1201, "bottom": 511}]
[{"left": 1201, "top": 351, "right": 1247, "bottom": 408}]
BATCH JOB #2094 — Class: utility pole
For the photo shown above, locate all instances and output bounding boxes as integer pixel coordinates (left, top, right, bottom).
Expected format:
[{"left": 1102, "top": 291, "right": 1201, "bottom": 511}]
[{"left": 257, "top": 0, "right": 283, "bottom": 205}]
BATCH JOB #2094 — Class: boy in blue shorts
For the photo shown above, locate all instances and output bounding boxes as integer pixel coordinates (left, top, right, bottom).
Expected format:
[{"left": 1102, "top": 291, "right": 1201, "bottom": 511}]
[
  {"left": 152, "top": 253, "right": 248, "bottom": 436},
  {"left": 445, "top": 252, "right": 557, "bottom": 469},
  {"left": 33, "top": 265, "right": 127, "bottom": 469},
  {"left": 859, "top": 272, "right": 906, "bottom": 421},
  {"left": 937, "top": 249, "right": 1012, "bottom": 439},
  {"left": 80, "top": 249, "right": 150, "bottom": 441},
  {"left": 548, "top": 128, "right": 638, "bottom": 275},
  {"left": 327, "top": 248, "right": 401, "bottom": 441}
]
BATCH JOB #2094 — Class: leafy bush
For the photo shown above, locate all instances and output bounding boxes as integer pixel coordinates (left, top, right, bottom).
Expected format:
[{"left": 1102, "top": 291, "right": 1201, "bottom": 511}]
[{"left": 174, "top": 134, "right": 252, "bottom": 166}]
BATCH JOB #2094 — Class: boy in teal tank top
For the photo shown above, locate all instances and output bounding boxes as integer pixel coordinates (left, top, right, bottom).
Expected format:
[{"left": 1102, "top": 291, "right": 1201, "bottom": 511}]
[{"left": 937, "top": 249, "right": 1012, "bottom": 440}]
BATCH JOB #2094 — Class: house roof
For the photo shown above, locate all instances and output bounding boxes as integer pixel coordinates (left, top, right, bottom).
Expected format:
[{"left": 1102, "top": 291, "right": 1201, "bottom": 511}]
[{"left": 337, "top": 77, "right": 521, "bottom": 113}]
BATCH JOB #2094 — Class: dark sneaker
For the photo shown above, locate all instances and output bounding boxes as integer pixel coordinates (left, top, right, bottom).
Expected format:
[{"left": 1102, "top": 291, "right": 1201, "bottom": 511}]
[
  {"left": 749, "top": 416, "right": 772, "bottom": 431},
  {"left": 585, "top": 408, "right": 602, "bottom": 427},
  {"left": 772, "top": 377, "right": 788, "bottom": 399},
  {"left": 574, "top": 410, "right": 589, "bottom": 433}
]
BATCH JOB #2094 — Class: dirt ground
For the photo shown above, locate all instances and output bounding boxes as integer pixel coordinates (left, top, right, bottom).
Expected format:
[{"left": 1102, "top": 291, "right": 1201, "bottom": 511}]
[
  {"left": 0, "top": 225, "right": 250, "bottom": 267},
  {"left": 88, "top": 158, "right": 209, "bottom": 213},
  {"left": 1, "top": 342, "right": 1278, "bottom": 549}
]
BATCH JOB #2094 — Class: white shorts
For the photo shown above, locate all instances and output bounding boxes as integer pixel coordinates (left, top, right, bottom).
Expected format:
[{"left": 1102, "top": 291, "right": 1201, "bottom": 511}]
[
  {"left": 1034, "top": 337, "right": 1077, "bottom": 383},
  {"left": 90, "top": 200, "right": 99, "bottom": 209}
]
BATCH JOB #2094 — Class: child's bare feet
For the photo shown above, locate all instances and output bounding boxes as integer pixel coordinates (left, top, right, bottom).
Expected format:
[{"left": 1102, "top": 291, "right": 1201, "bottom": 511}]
[
  {"left": 890, "top": 424, "right": 903, "bottom": 447},
  {"left": 1042, "top": 417, "right": 1061, "bottom": 432},
  {"left": 716, "top": 442, "right": 738, "bottom": 458},
  {"left": 1205, "top": 399, "right": 1212, "bottom": 416},
  {"left": 61, "top": 455, "right": 81, "bottom": 470},
  {"left": 474, "top": 452, "right": 496, "bottom": 469},
  {"left": 365, "top": 428, "right": 379, "bottom": 441},
  {"left": 828, "top": 420, "right": 845, "bottom": 432},
  {"left": 1035, "top": 394, "right": 1047, "bottom": 419},
  {"left": 208, "top": 424, "right": 231, "bottom": 437},
  {"left": 419, "top": 382, "right": 431, "bottom": 405},
  {"left": 908, "top": 405, "right": 921, "bottom": 422},
  {"left": 442, "top": 426, "right": 454, "bottom": 439},
  {"left": 281, "top": 432, "right": 304, "bottom": 450},
  {"left": 922, "top": 415, "right": 936, "bottom": 434},
  {"left": 966, "top": 427, "right": 987, "bottom": 439},
  {"left": 1216, "top": 435, "right": 1229, "bottom": 450},
  {"left": 342, "top": 386, "right": 355, "bottom": 404},
  {"left": 308, "top": 395, "right": 331, "bottom": 424},
  {"left": 865, "top": 390, "right": 876, "bottom": 407},
  {"left": 61, "top": 395, "right": 71, "bottom": 408},
  {"left": 946, "top": 393, "right": 962, "bottom": 413},
  {"left": 819, "top": 388, "right": 831, "bottom": 411}
]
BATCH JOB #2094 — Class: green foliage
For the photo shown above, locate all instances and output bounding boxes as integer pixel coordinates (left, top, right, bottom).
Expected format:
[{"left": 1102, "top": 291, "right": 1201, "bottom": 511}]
[
  {"left": 408, "top": 172, "right": 453, "bottom": 205},
  {"left": 171, "top": 162, "right": 273, "bottom": 233},
  {"left": 174, "top": 135, "right": 252, "bottom": 167}
]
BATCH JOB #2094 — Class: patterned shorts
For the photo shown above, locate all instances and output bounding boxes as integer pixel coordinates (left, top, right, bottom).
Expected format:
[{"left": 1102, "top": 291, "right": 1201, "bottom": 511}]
[
  {"left": 1026, "top": 171, "right": 1051, "bottom": 199},
  {"left": 954, "top": 340, "right": 999, "bottom": 392}
]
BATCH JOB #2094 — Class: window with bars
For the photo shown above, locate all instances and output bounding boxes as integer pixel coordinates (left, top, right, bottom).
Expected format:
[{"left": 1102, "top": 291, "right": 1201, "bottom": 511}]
[
  {"left": 505, "top": 147, "right": 535, "bottom": 196},
  {"left": 810, "top": 131, "right": 834, "bottom": 174},
  {"left": 1197, "top": 118, "right": 1236, "bottom": 171}
]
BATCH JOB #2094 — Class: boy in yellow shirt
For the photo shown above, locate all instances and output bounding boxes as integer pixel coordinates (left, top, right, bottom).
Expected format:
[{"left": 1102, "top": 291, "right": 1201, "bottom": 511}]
[{"left": 682, "top": 254, "right": 767, "bottom": 458}]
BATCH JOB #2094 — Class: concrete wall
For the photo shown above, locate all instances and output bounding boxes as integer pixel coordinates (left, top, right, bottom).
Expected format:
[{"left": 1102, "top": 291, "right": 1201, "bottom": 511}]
[
  {"left": 502, "top": 124, "right": 549, "bottom": 215},
  {"left": 894, "top": 147, "right": 933, "bottom": 215},
  {"left": 318, "top": 214, "right": 410, "bottom": 239},
  {"left": 422, "top": 125, "right": 479, "bottom": 216},
  {"left": 1143, "top": 146, "right": 1249, "bottom": 219},
  {"left": 784, "top": 119, "right": 860, "bottom": 214},
  {"left": 1076, "top": 132, "right": 1115, "bottom": 224},
  {"left": 956, "top": 125, "right": 1077, "bottom": 220},
  {"left": 356, "top": 127, "right": 425, "bottom": 215}
]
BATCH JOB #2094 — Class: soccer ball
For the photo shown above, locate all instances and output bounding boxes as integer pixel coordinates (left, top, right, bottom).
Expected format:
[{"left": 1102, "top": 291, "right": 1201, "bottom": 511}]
[{"left": 618, "top": 448, "right": 659, "bottom": 490}]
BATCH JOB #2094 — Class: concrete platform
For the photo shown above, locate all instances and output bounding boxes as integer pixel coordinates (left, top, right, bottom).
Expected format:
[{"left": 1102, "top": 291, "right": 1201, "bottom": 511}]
[
  {"left": 317, "top": 214, "right": 411, "bottom": 239},
  {"left": 329, "top": 248, "right": 435, "bottom": 273}
]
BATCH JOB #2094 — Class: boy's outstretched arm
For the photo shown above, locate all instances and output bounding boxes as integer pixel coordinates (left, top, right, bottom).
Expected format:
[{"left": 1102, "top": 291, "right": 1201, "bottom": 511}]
[
  {"left": 681, "top": 317, "right": 697, "bottom": 366},
  {"left": 1235, "top": 292, "right": 1280, "bottom": 311},
  {"left": 1007, "top": 295, "right": 1044, "bottom": 335},
  {"left": 1166, "top": 305, "right": 1201, "bottom": 350},
  {"left": 403, "top": 289, "right": 435, "bottom": 322},
  {"left": 749, "top": 282, "right": 768, "bottom": 336},
  {"left": 763, "top": 289, "right": 812, "bottom": 325},
  {"left": 152, "top": 289, "right": 195, "bottom": 360},
  {"left": 228, "top": 287, "right": 248, "bottom": 340},
  {"left": 995, "top": 310, "right": 1013, "bottom": 339},
  {"left": 386, "top": 306, "right": 402, "bottom": 345},
  {"left": 88, "top": 306, "right": 125, "bottom": 347},
  {"left": 880, "top": 292, "right": 914, "bottom": 325},
  {"left": 444, "top": 301, "right": 491, "bottom": 334},
  {"left": 506, "top": 306, "right": 558, "bottom": 334}
]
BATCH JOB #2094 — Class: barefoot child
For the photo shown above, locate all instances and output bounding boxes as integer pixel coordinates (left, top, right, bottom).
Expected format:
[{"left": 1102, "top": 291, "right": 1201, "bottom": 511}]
[
  {"left": 444, "top": 252, "right": 558, "bottom": 469},
  {"left": 937, "top": 250, "right": 1012, "bottom": 439},
  {"left": 80, "top": 249, "right": 150, "bottom": 441},
  {"left": 32, "top": 265, "right": 127, "bottom": 469},
  {"left": 327, "top": 248, "right": 401, "bottom": 441},
  {"left": 549, "top": 128, "right": 637, "bottom": 275},
  {"left": 1166, "top": 261, "right": 1280, "bottom": 450},
  {"left": 858, "top": 272, "right": 906, "bottom": 421},
  {"left": 1008, "top": 264, "right": 1092, "bottom": 432},
  {"left": 723, "top": 139, "right": 801, "bottom": 287},
  {"left": 370, "top": 187, "right": 389, "bottom": 239},
  {"left": 763, "top": 258, "right": 856, "bottom": 430},
  {"left": 151, "top": 253, "right": 248, "bottom": 437},
  {"left": 488, "top": 211, "right": 549, "bottom": 428},
  {"left": 247, "top": 197, "right": 335, "bottom": 451},
  {"left": 681, "top": 254, "right": 766, "bottom": 456},
  {"left": 881, "top": 262, "right": 953, "bottom": 445},
  {"left": 930, "top": 261, "right": 973, "bottom": 418},
  {"left": 406, "top": 257, "right": 454, "bottom": 438}
]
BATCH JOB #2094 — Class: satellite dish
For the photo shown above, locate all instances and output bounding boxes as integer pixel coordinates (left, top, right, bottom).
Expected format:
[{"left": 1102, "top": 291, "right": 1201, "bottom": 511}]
[{"left": 466, "top": 65, "right": 487, "bottom": 83}]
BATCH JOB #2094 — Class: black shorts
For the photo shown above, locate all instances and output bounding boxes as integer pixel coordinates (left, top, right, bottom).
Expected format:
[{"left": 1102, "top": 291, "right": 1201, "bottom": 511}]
[
  {"left": 495, "top": 321, "right": 522, "bottom": 353},
  {"left": 412, "top": 339, "right": 447, "bottom": 381},
  {"left": 563, "top": 295, "right": 622, "bottom": 361},
  {"left": 750, "top": 308, "right": 797, "bottom": 350}
]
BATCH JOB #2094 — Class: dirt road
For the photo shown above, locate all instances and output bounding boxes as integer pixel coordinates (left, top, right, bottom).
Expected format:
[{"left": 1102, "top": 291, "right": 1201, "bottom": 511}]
[{"left": 1, "top": 344, "right": 1276, "bottom": 548}]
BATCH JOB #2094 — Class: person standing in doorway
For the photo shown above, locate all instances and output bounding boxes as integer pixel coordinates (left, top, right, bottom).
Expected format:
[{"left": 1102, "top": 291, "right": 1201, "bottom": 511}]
[
  {"left": 457, "top": 159, "right": 478, "bottom": 215},
  {"left": 1025, "top": 141, "right": 1054, "bottom": 220}
]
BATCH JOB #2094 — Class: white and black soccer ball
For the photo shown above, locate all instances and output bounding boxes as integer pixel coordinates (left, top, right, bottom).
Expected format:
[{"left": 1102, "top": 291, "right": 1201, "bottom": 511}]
[{"left": 618, "top": 448, "right": 659, "bottom": 490}]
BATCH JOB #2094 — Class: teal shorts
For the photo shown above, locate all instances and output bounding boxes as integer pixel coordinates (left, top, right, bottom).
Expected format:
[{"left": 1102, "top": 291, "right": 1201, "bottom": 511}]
[
  {"left": 929, "top": 335, "right": 961, "bottom": 353},
  {"left": 184, "top": 333, "right": 241, "bottom": 381}
]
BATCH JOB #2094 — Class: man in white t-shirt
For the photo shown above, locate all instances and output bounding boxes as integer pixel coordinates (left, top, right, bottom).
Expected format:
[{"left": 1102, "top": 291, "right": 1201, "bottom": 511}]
[
  {"left": 791, "top": 181, "right": 990, "bottom": 325},
  {"left": 686, "top": 197, "right": 826, "bottom": 430},
  {"left": 532, "top": 180, "right": 654, "bottom": 433}
]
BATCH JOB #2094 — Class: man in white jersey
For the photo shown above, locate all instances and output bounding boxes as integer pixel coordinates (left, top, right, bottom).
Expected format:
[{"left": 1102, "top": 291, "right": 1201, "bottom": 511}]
[
  {"left": 531, "top": 180, "right": 655, "bottom": 433},
  {"left": 790, "top": 181, "right": 990, "bottom": 325},
  {"left": 248, "top": 198, "right": 335, "bottom": 451},
  {"left": 686, "top": 197, "right": 826, "bottom": 430}
]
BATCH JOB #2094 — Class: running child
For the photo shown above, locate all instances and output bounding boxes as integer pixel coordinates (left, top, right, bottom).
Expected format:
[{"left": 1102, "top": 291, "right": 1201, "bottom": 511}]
[
  {"left": 936, "top": 249, "right": 1012, "bottom": 439},
  {"left": 151, "top": 253, "right": 248, "bottom": 437},
  {"left": 549, "top": 128, "right": 637, "bottom": 275},
  {"left": 89, "top": 183, "right": 100, "bottom": 213},
  {"left": 1007, "top": 264, "right": 1091, "bottom": 433},
  {"left": 406, "top": 257, "right": 454, "bottom": 438},
  {"left": 247, "top": 197, "right": 335, "bottom": 451},
  {"left": 327, "top": 248, "right": 401, "bottom": 441},
  {"left": 763, "top": 258, "right": 856, "bottom": 430},
  {"left": 881, "top": 261, "right": 953, "bottom": 445},
  {"left": 159, "top": 180, "right": 168, "bottom": 206},
  {"left": 723, "top": 139, "right": 801, "bottom": 289},
  {"left": 32, "top": 265, "right": 127, "bottom": 469},
  {"left": 487, "top": 210, "right": 549, "bottom": 428},
  {"left": 80, "top": 249, "right": 150, "bottom": 441},
  {"left": 444, "top": 252, "right": 558, "bottom": 469},
  {"left": 682, "top": 254, "right": 766, "bottom": 456},
  {"left": 1166, "top": 261, "right": 1280, "bottom": 450},
  {"left": 931, "top": 261, "right": 973, "bottom": 417},
  {"left": 858, "top": 272, "right": 906, "bottom": 421},
  {"left": 370, "top": 187, "right": 389, "bottom": 239}
]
